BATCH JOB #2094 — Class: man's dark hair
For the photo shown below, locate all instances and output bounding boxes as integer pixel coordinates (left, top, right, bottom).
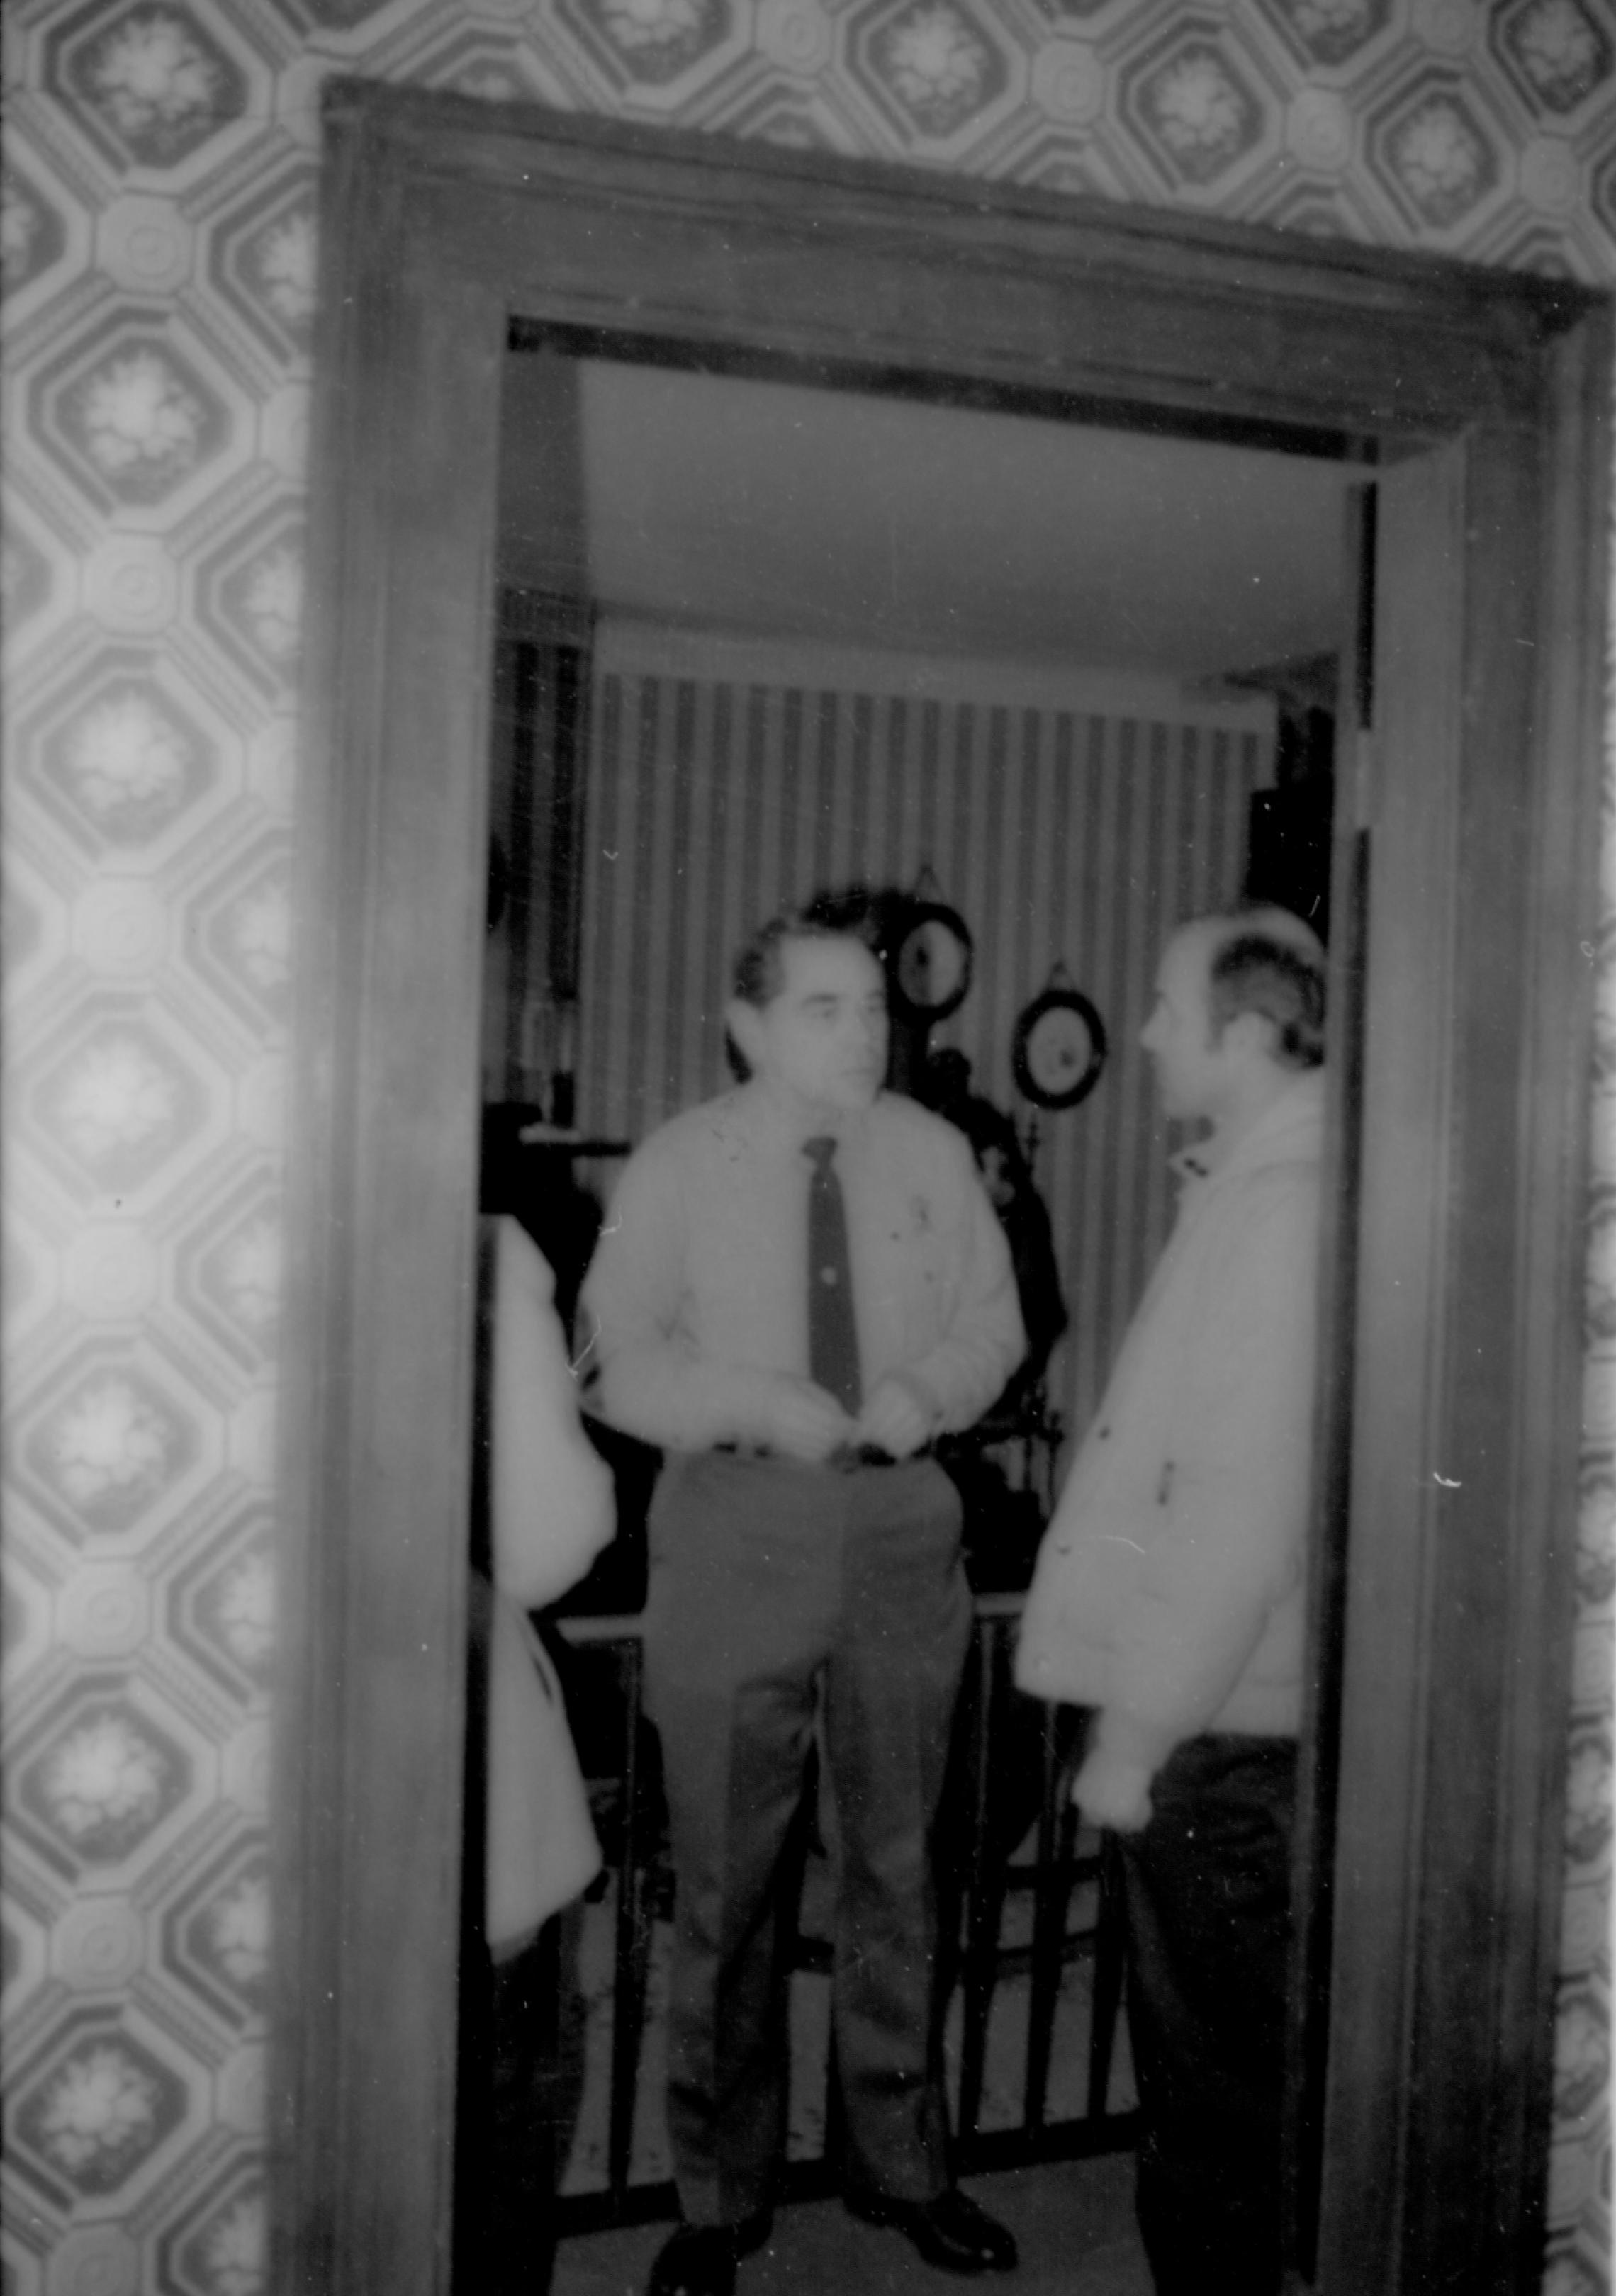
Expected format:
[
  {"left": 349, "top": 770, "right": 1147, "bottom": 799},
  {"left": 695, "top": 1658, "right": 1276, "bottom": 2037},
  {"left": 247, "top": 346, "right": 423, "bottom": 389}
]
[
  {"left": 731, "top": 887, "right": 885, "bottom": 1011},
  {"left": 1206, "top": 930, "right": 1326, "bottom": 1071},
  {"left": 726, "top": 888, "right": 886, "bottom": 1080}
]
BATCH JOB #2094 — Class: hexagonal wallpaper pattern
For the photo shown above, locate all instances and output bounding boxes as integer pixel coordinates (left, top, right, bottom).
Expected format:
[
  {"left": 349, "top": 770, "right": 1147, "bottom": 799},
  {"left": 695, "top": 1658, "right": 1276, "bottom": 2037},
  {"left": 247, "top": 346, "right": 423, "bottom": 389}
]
[{"left": 2, "top": 1, "right": 1613, "bottom": 2290}]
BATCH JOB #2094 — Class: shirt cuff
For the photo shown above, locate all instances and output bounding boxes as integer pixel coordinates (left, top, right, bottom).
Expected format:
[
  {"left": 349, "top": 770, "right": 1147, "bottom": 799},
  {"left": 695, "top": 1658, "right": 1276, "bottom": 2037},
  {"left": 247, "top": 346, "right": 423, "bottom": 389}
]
[{"left": 1092, "top": 1707, "right": 1177, "bottom": 1780}]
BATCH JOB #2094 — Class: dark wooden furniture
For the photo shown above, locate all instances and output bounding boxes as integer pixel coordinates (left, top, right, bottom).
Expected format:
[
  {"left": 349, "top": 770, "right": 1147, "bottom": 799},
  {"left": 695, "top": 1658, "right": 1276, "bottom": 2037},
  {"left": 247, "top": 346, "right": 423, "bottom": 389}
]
[{"left": 273, "top": 84, "right": 1610, "bottom": 2296}]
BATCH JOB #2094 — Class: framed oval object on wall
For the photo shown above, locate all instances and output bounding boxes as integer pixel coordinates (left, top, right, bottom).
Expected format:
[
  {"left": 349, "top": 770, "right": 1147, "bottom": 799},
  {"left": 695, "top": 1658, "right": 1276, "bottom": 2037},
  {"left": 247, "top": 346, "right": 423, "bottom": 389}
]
[
  {"left": 1012, "top": 984, "right": 1107, "bottom": 1110},
  {"left": 891, "top": 900, "right": 974, "bottom": 1023}
]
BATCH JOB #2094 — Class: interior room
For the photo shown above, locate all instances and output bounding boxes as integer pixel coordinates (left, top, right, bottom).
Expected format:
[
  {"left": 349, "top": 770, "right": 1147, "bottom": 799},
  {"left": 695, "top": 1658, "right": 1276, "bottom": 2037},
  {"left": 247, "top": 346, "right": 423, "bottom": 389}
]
[
  {"left": 250, "top": 92, "right": 1603, "bottom": 2296},
  {"left": 484, "top": 348, "right": 1350, "bottom": 1435},
  {"left": 5, "top": 25, "right": 1610, "bottom": 2296},
  {"left": 475, "top": 341, "right": 1353, "bottom": 2285}
]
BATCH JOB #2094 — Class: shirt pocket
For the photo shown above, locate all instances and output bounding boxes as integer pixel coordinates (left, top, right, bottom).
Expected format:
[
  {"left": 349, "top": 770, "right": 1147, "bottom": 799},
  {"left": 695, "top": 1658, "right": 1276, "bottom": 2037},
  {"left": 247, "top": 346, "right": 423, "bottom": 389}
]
[{"left": 880, "top": 1186, "right": 960, "bottom": 1351}]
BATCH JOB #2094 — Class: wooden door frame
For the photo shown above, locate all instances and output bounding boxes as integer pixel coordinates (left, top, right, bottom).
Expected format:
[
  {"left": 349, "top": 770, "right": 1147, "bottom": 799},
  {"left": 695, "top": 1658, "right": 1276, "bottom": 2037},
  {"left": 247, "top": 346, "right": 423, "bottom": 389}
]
[{"left": 270, "top": 81, "right": 1610, "bottom": 2295}]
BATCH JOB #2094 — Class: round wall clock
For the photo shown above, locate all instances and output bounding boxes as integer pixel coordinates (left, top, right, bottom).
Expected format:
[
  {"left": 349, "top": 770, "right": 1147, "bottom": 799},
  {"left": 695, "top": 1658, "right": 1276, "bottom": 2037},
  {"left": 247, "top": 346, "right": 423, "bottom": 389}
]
[
  {"left": 891, "top": 901, "right": 974, "bottom": 1023},
  {"left": 1012, "top": 985, "right": 1108, "bottom": 1110}
]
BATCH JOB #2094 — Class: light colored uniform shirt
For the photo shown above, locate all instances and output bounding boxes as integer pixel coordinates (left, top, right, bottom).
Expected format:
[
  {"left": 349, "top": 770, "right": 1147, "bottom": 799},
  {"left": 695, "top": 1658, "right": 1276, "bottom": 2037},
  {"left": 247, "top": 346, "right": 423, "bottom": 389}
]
[{"left": 580, "top": 1083, "right": 1026, "bottom": 1452}]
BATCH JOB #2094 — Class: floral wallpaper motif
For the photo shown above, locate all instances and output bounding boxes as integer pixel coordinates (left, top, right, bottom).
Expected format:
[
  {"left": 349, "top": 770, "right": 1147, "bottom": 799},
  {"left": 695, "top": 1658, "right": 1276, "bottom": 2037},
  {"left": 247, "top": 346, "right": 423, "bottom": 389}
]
[
  {"left": 207, "top": 162, "right": 319, "bottom": 359},
  {"left": 24, "top": 1015, "right": 211, "bottom": 1198},
  {"left": 47, "top": 683, "right": 215, "bottom": 845},
  {"left": 188, "top": 838, "right": 295, "bottom": 1032},
  {"left": 1259, "top": 0, "right": 1392, "bottom": 72},
  {"left": 49, "top": 1375, "right": 181, "bottom": 1516},
  {"left": 2, "top": 162, "right": 69, "bottom": 293},
  {"left": 555, "top": 0, "right": 743, "bottom": 94},
  {"left": 33, "top": 1710, "right": 178, "bottom": 1855},
  {"left": 43, "top": 2, "right": 255, "bottom": 173},
  {"left": 3, "top": 519, "right": 56, "bottom": 629},
  {"left": 199, "top": 512, "right": 305, "bottom": 697},
  {"left": 168, "top": 1515, "right": 278, "bottom": 1700},
  {"left": 1499, "top": 0, "right": 1613, "bottom": 114},
  {"left": 16, "top": 2029, "right": 187, "bottom": 2194},
  {"left": 1376, "top": 79, "right": 1503, "bottom": 226},
  {"left": 9, "top": 1677, "right": 205, "bottom": 1880},
  {"left": 242, "top": 204, "right": 315, "bottom": 331},
  {"left": 157, "top": 2166, "right": 266, "bottom": 2296},
  {"left": 1125, "top": 35, "right": 1268, "bottom": 187},
  {"left": 840, "top": 0, "right": 1017, "bottom": 142},
  {"left": 38, "top": 332, "right": 236, "bottom": 513},
  {"left": 1, "top": 0, "right": 1611, "bottom": 2291},
  {"left": 879, "top": 1, "right": 1003, "bottom": 137}
]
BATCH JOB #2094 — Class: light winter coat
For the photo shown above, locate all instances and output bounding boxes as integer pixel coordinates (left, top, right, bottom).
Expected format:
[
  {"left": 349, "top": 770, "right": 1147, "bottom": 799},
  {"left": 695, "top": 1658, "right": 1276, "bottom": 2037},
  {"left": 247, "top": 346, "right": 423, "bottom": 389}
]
[
  {"left": 483, "top": 1217, "right": 615, "bottom": 1956},
  {"left": 1014, "top": 1072, "right": 1325, "bottom": 1773}
]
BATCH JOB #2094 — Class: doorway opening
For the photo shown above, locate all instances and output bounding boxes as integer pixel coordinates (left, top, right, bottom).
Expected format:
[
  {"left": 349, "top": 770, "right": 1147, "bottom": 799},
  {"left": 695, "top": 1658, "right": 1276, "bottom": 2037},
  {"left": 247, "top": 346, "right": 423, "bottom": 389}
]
[{"left": 464, "top": 333, "right": 1360, "bottom": 2280}]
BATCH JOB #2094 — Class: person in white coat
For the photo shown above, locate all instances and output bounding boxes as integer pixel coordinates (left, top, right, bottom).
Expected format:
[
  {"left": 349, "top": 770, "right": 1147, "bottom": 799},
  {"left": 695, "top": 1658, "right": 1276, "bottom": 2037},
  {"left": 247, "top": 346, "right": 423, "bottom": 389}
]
[
  {"left": 1015, "top": 907, "right": 1327, "bottom": 2296},
  {"left": 468, "top": 1215, "right": 616, "bottom": 2296}
]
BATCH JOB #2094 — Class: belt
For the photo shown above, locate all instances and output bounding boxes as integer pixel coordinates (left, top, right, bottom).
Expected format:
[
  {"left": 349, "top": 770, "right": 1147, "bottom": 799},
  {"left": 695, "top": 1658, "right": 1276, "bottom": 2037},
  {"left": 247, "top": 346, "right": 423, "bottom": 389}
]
[
  {"left": 712, "top": 1441, "right": 931, "bottom": 1472},
  {"left": 836, "top": 1441, "right": 916, "bottom": 1471}
]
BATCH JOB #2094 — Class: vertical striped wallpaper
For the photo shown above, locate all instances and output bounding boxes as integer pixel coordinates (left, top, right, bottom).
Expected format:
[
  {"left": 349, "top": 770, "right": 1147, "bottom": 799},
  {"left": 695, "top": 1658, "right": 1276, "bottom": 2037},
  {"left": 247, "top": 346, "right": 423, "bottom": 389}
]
[{"left": 574, "top": 631, "right": 1273, "bottom": 1446}]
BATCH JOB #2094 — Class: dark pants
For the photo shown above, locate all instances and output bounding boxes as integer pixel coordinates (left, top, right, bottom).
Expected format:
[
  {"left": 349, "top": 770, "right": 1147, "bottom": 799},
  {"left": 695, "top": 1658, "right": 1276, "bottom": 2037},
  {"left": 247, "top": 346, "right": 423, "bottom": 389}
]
[
  {"left": 642, "top": 1448, "right": 971, "bottom": 2228},
  {"left": 459, "top": 1570, "right": 586, "bottom": 2296},
  {"left": 1118, "top": 1733, "right": 1297, "bottom": 2296},
  {"left": 456, "top": 1908, "right": 588, "bottom": 2296}
]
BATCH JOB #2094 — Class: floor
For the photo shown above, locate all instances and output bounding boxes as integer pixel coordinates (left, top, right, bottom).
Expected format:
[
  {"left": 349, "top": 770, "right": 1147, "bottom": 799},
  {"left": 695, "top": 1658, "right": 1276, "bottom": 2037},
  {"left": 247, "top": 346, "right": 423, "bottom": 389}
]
[
  {"left": 551, "top": 2157, "right": 1153, "bottom": 2296},
  {"left": 547, "top": 1805, "right": 1150, "bottom": 2295},
  {"left": 559, "top": 1857, "right": 1135, "bottom": 2202}
]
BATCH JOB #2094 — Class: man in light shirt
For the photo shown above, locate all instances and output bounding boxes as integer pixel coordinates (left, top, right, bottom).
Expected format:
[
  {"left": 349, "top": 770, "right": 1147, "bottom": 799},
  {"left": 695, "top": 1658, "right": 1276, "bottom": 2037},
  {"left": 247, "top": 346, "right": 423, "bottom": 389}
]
[
  {"left": 582, "top": 889, "right": 1025, "bottom": 2296},
  {"left": 1016, "top": 908, "right": 1327, "bottom": 2296}
]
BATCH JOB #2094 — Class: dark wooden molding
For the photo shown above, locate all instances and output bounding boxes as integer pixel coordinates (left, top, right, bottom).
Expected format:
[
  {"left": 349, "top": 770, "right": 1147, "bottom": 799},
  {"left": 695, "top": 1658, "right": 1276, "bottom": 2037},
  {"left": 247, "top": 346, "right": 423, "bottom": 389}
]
[{"left": 272, "top": 83, "right": 1610, "bottom": 2296}]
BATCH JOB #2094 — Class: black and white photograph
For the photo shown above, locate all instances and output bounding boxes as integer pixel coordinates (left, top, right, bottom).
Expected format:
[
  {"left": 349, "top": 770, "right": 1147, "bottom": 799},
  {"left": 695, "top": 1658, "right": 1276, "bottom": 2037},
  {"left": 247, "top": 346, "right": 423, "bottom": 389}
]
[{"left": 1, "top": 15, "right": 1612, "bottom": 2296}]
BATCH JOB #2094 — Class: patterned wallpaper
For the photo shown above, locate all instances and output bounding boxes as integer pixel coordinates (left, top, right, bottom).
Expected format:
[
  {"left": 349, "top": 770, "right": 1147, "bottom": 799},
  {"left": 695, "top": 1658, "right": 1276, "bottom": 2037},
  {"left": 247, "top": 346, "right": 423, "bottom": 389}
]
[{"left": 0, "top": 4, "right": 1610, "bottom": 2295}]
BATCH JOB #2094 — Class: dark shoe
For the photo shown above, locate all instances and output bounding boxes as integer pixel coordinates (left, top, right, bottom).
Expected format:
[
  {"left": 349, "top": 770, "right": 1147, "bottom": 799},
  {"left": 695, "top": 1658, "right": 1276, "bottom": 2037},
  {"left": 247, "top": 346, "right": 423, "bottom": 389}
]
[
  {"left": 846, "top": 2186, "right": 1019, "bottom": 2274},
  {"left": 646, "top": 2215, "right": 772, "bottom": 2296}
]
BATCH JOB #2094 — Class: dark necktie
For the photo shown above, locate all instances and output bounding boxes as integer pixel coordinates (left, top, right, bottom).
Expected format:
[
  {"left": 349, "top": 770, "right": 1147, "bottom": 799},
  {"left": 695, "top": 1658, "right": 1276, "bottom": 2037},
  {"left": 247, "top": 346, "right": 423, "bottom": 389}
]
[{"left": 804, "top": 1135, "right": 862, "bottom": 1414}]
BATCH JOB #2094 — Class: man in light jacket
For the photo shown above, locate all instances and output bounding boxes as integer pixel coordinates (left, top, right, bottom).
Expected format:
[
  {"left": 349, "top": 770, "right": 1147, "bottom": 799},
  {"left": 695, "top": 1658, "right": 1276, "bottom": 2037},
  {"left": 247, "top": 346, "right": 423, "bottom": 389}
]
[{"left": 1016, "top": 907, "right": 1327, "bottom": 2296}]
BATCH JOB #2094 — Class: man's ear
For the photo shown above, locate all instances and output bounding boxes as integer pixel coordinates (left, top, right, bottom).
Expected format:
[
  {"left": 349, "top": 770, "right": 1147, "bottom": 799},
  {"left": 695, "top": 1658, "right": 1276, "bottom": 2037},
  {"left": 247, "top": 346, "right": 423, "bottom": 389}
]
[
  {"left": 726, "top": 998, "right": 766, "bottom": 1073},
  {"left": 1228, "top": 1008, "right": 1279, "bottom": 1065}
]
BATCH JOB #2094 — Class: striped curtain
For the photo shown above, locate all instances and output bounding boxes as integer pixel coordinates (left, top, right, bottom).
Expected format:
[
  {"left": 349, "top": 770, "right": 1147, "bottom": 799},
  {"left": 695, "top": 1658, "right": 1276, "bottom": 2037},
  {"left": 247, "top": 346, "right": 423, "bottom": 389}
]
[{"left": 576, "top": 643, "right": 1272, "bottom": 1444}]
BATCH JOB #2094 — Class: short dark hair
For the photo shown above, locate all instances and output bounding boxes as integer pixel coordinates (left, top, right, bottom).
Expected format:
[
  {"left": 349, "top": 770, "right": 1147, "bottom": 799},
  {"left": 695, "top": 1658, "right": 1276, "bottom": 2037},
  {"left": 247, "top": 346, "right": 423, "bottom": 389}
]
[
  {"left": 1206, "top": 930, "right": 1326, "bottom": 1070},
  {"left": 731, "top": 887, "right": 885, "bottom": 1011}
]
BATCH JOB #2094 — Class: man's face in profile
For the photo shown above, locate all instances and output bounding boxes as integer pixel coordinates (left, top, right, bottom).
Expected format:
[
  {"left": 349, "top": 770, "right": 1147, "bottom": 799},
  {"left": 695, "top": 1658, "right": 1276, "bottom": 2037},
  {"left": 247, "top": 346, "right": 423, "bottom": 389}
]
[{"left": 1139, "top": 929, "right": 1230, "bottom": 1124}]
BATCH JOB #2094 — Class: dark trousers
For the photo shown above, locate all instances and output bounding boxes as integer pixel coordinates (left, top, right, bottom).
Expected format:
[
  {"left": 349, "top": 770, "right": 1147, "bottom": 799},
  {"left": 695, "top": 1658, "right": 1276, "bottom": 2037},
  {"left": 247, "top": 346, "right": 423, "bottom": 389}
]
[
  {"left": 456, "top": 1910, "right": 588, "bottom": 2296},
  {"left": 642, "top": 1448, "right": 971, "bottom": 2227},
  {"left": 459, "top": 1570, "right": 585, "bottom": 2296},
  {"left": 1118, "top": 1733, "right": 1297, "bottom": 2296}
]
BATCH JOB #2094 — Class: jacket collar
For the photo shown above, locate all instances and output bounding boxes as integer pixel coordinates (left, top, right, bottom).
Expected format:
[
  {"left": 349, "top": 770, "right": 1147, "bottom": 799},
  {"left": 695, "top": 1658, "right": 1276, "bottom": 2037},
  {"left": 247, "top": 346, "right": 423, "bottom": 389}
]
[{"left": 1169, "top": 1068, "right": 1326, "bottom": 1191}]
